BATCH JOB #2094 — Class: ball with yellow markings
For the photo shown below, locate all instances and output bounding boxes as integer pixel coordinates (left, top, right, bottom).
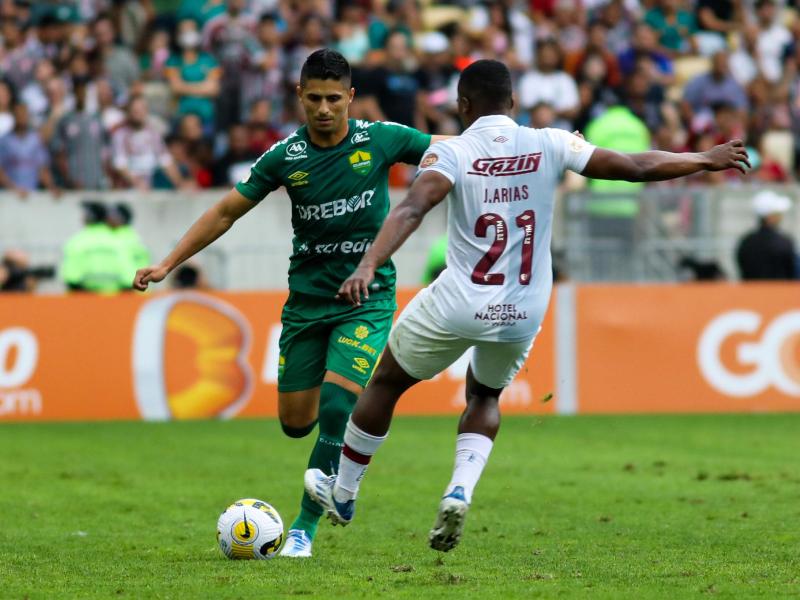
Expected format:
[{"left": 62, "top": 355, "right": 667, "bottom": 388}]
[{"left": 216, "top": 498, "right": 284, "bottom": 560}]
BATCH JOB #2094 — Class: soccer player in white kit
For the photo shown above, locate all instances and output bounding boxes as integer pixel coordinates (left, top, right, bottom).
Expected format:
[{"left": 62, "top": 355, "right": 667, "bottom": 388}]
[{"left": 305, "top": 60, "right": 750, "bottom": 551}]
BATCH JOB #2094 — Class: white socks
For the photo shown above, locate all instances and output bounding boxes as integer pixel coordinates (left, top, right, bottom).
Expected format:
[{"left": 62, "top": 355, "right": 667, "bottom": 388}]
[
  {"left": 443, "top": 433, "right": 494, "bottom": 504},
  {"left": 333, "top": 418, "right": 387, "bottom": 503}
]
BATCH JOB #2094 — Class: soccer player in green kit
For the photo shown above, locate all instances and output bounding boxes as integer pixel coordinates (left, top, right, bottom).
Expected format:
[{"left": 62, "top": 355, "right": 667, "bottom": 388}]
[{"left": 133, "top": 49, "right": 444, "bottom": 557}]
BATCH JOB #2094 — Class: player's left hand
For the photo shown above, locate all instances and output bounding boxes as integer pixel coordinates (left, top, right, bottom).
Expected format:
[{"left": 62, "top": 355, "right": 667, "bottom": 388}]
[{"left": 337, "top": 266, "right": 375, "bottom": 307}]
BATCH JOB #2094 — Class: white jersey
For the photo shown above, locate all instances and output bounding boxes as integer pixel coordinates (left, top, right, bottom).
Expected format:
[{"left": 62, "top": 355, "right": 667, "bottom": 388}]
[{"left": 418, "top": 115, "right": 595, "bottom": 342}]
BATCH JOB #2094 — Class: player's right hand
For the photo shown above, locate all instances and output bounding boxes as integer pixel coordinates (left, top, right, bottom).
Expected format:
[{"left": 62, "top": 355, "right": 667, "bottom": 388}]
[
  {"left": 337, "top": 266, "right": 375, "bottom": 307},
  {"left": 133, "top": 265, "right": 170, "bottom": 291},
  {"left": 704, "top": 139, "right": 751, "bottom": 174}
]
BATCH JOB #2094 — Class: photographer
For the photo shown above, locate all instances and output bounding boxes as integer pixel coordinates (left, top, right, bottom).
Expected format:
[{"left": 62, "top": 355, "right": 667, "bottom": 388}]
[{"left": 0, "top": 249, "right": 55, "bottom": 292}]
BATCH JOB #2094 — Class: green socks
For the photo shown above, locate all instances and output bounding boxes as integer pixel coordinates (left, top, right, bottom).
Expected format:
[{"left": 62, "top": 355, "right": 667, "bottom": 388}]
[{"left": 290, "top": 382, "right": 358, "bottom": 540}]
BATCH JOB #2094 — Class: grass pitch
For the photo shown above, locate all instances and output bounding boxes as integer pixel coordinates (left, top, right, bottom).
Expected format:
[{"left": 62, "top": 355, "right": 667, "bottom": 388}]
[{"left": 1, "top": 414, "right": 799, "bottom": 599}]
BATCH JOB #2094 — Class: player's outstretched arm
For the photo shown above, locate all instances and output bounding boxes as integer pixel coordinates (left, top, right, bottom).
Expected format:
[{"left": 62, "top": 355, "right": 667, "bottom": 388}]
[
  {"left": 581, "top": 139, "right": 750, "bottom": 182},
  {"left": 338, "top": 171, "right": 453, "bottom": 306},
  {"left": 132, "top": 188, "right": 256, "bottom": 291}
]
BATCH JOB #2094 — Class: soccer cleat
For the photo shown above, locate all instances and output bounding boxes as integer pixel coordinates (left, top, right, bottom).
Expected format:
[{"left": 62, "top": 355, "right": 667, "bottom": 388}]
[
  {"left": 278, "top": 529, "right": 312, "bottom": 558},
  {"left": 303, "top": 469, "right": 355, "bottom": 526},
  {"left": 429, "top": 486, "right": 469, "bottom": 552}
]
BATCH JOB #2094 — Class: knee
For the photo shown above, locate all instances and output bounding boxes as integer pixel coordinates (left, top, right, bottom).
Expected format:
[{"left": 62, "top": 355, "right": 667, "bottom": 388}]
[
  {"left": 278, "top": 400, "right": 318, "bottom": 438},
  {"left": 279, "top": 417, "right": 317, "bottom": 438}
]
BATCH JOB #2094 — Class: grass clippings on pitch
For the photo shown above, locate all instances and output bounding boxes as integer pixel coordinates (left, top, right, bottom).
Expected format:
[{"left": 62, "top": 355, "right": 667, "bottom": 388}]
[{"left": 1, "top": 414, "right": 799, "bottom": 599}]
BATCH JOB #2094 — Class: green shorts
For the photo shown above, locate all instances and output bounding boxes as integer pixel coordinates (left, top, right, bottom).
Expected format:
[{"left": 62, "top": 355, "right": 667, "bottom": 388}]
[{"left": 277, "top": 291, "right": 396, "bottom": 392}]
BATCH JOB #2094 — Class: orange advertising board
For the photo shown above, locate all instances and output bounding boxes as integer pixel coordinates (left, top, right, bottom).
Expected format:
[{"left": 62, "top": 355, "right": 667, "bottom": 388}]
[
  {"left": 0, "top": 290, "right": 556, "bottom": 422},
  {"left": 576, "top": 284, "right": 800, "bottom": 413},
  {"left": 2, "top": 284, "right": 797, "bottom": 422}
]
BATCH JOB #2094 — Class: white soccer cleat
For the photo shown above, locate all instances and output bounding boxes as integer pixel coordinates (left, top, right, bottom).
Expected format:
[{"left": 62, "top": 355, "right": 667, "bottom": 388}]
[
  {"left": 278, "top": 529, "right": 312, "bottom": 558},
  {"left": 429, "top": 486, "right": 469, "bottom": 552},
  {"left": 303, "top": 469, "right": 355, "bottom": 526}
]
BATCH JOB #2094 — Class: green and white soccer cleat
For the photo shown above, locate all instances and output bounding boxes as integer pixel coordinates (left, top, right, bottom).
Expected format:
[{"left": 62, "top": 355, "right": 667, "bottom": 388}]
[
  {"left": 278, "top": 529, "right": 312, "bottom": 558},
  {"left": 429, "top": 486, "right": 469, "bottom": 552}
]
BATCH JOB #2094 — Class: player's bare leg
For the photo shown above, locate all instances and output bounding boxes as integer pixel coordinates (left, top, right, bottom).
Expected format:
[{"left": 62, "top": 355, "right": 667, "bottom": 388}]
[
  {"left": 430, "top": 367, "right": 501, "bottom": 552},
  {"left": 278, "top": 388, "right": 321, "bottom": 438},
  {"left": 305, "top": 348, "right": 419, "bottom": 524}
]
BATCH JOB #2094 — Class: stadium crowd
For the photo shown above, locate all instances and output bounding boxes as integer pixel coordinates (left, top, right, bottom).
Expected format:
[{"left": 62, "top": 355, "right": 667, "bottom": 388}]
[{"left": 0, "top": 0, "right": 799, "bottom": 195}]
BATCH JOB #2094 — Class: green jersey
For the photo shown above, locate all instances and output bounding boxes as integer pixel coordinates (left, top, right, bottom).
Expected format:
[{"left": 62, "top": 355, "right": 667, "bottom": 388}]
[{"left": 236, "top": 119, "right": 431, "bottom": 299}]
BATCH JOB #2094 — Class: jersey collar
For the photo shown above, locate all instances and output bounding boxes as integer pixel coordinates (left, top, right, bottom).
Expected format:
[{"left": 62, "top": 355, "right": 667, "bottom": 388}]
[{"left": 466, "top": 114, "right": 518, "bottom": 131}]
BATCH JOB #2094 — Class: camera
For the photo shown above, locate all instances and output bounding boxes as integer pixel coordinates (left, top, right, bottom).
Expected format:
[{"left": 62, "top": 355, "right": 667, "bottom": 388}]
[{"left": 0, "top": 262, "right": 56, "bottom": 292}]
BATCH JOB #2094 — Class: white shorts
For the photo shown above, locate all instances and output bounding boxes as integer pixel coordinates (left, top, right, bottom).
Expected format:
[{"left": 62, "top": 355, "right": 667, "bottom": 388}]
[{"left": 388, "top": 289, "right": 535, "bottom": 389}]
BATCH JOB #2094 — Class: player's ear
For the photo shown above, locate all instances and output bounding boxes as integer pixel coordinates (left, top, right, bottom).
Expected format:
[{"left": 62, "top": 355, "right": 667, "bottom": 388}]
[
  {"left": 295, "top": 84, "right": 302, "bottom": 100},
  {"left": 348, "top": 87, "right": 355, "bottom": 104}
]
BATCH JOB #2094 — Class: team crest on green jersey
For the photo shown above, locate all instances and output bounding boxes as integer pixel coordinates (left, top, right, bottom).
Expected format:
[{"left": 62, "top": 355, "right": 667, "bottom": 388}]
[{"left": 349, "top": 150, "right": 372, "bottom": 175}]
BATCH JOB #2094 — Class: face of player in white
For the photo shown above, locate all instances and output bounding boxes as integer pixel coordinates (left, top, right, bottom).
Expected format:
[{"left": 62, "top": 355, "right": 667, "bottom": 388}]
[{"left": 296, "top": 78, "right": 354, "bottom": 146}]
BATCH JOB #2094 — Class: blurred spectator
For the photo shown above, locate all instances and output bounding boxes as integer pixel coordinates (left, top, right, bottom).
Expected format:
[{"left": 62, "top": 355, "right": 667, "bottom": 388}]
[
  {"left": 617, "top": 23, "right": 674, "bottom": 86},
  {"left": 175, "top": 113, "right": 214, "bottom": 187},
  {"left": 0, "top": 18, "right": 40, "bottom": 92},
  {"left": 107, "top": 203, "right": 150, "bottom": 276},
  {"left": 622, "top": 67, "right": 666, "bottom": 131},
  {"left": 20, "top": 59, "right": 58, "bottom": 127},
  {"left": 242, "top": 14, "right": 286, "bottom": 123},
  {"left": 565, "top": 21, "right": 622, "bottom": 90},
  {"left": 0, "top": 80, "right": 15, "bottom": 137},
  {"left": 110, "top": 95, "right": 190, "bottom": 190},
  {"left": 644, "top": 0, "right": 697, "bottom": 56},
  {"left": 682, "top": 51, "right": 748, "bottom": 128},
  {"left": 202, "top": 0, "right": 260, "bottom": 129},
  {"left": 0, "top": 102, "right": 59, "bottom": 198},
  {"left": 171, "top": 263, "right": 210, "bottom": 289},
  {"left": 40, "top": 76, "right": 75, "bottom": 143},
  {"left": 153, "top": 134, "right": 192, "bottom": 189},
  {"left": 467, "top": 0, "right": 535, "bottom": 68},
  {"left": 530, "top": 102, "right": 557, "bottom": 129},
  {"left": 736, "top": 190, "right": 797, "bottom": 280},
  {"left": 753, "top": 0, "right": 792, "bottom": 84},
  {"left": 92, "top": 14, "right": 141, "bottom": 94},
  {"left": 519, "top": 39, "right": 580, "bottom": 127},
  {"left": 694, "top": 0, "right": 739, "bottom": 56},
  {"left": 359, "top": 30, "right": 422, "bottom": 128},
  {"left": 415, "top": 31, "right": 459, "bottom": 136},
  {"left": 139, "top": 27, "right": 172, "bottom": 82},
  {"left": 61, "top": 201, "right": 134, "bottom": 293},
  {"left": 597, "top": 0, "right": 636, "bottom": 56},
  {"left": 729, "top": 26, "right": 759, "bottom": 88},
  {"left": 95, "top": 78, "right": 126, "bottom": 132},
  {"left": 245, "top": 98, "right": 282, "bottom": 153},
  {"left": 287, "top": 14, "right": 328, "bottom": 85},
  {"left": 212, "top": 123, "right": 259, "bottom": 186},
  {"left": 334, "top": 2, "right": 369, "bottom": 66},
  {"left": 0, "top": 249, "right": 56, "bottom": 293},
  {"left": 165, "top": 19, "right": 222, "bottom": 129},
  {"left": 51, "top": 78, "right": 107, "bottom": 190},
  {"left": 367, "top": 0, "right": 417, "bottom": 53}
]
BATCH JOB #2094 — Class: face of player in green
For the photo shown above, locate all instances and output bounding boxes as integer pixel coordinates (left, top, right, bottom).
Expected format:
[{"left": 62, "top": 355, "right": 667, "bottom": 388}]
[{"left": 297, "top": 78, "right": 354, "bottom": 145}]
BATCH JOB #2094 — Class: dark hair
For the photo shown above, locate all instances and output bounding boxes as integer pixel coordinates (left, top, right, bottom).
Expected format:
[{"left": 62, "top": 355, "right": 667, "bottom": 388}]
[
  {"left": 458, "top": 59, "right": 512, "bottom": 111},
  {"left": 300, "top": 49, "right": 351, "bottom": 87}
]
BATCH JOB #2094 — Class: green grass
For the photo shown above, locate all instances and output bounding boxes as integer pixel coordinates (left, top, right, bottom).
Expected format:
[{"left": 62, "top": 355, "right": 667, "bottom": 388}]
[{"left": 1, "top": 415, "right": 799, "bottom": 599}]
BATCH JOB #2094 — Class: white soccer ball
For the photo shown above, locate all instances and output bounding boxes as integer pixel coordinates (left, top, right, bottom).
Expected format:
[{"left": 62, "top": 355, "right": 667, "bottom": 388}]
[{"left": 216, "top": 498, "right": 284, "bottom": 560}]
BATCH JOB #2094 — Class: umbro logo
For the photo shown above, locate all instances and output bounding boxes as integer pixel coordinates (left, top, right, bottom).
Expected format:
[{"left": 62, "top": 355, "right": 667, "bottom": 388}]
[
  {"left": 288, "top": 171, "right": 308, "bottom": 181},
  {"left": 493, "top": 136, "right": 509, "bottom": 143}
]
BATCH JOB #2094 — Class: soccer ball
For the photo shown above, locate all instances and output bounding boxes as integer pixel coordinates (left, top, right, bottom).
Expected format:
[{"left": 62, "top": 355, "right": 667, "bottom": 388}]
[{"left": 216, "top": 498, "right": 284, "bottom": 560}]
